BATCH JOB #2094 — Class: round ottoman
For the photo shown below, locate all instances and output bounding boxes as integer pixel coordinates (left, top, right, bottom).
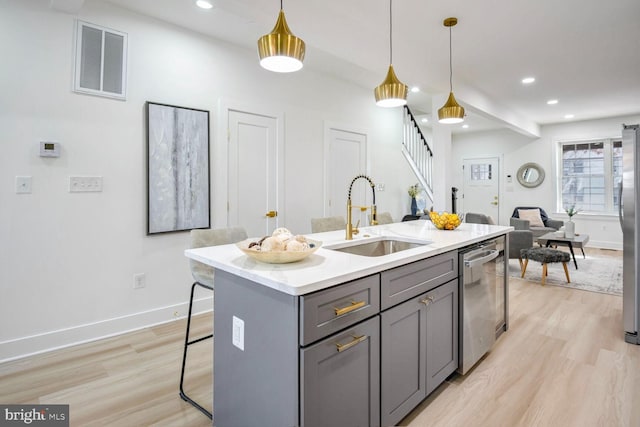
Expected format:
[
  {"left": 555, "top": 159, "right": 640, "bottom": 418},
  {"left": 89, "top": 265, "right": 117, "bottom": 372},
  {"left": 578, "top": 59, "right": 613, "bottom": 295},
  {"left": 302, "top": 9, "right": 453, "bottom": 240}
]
[{"left": 520, "top": 247, "right": 571, "bottom": 286}]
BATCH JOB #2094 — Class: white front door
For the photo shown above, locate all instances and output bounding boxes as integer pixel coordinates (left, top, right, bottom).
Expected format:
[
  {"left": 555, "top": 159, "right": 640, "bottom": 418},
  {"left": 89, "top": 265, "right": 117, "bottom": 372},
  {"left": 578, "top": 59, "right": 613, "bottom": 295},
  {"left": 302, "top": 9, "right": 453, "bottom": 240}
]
[
  {"left": 462, "top": 157, "right": 500, "bottom": 222},
  {"left": 228, "top": 110, "right": 281, "bottom": 238},
  {"left": 325, "top": 127, "right": 368, "bottom": 225}
]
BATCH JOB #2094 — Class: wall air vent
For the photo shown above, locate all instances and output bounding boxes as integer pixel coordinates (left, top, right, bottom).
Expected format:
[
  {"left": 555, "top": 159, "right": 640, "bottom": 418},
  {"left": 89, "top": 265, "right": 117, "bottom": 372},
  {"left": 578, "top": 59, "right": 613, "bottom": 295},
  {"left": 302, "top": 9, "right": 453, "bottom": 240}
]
[{"left": 73, "top": 20, "right": 127, "bottom": 100}]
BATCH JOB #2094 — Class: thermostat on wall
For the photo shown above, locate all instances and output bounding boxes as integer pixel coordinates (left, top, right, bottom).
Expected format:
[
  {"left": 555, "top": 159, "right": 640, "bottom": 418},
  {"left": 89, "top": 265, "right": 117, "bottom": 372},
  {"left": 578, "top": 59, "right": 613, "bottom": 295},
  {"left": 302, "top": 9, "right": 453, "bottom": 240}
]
[{"left": 40, "top": 141, "right": 60, "bottom": 157}]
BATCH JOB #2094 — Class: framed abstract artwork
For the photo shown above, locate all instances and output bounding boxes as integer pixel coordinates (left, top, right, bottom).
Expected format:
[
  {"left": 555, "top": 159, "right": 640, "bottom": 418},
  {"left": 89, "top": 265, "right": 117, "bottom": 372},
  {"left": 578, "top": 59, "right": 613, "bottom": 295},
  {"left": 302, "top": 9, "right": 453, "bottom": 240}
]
[{"left": 146, "top": 102, "right": 210, "bottom": 234}]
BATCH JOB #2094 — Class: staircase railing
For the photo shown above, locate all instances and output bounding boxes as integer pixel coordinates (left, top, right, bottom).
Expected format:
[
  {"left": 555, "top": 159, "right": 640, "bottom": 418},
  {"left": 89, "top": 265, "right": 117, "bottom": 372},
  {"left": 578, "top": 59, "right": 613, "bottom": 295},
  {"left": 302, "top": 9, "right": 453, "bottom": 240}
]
[{"left": 402, "top": 106, "right": 434, "bottom": 205}]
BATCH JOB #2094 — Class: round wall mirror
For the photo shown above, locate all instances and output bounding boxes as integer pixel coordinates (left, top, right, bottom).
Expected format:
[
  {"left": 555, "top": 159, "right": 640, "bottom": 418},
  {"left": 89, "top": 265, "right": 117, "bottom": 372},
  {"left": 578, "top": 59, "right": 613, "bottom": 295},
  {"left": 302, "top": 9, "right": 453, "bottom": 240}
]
[{"left": 516, "top": 162, "right": 545, "bottom": 188}]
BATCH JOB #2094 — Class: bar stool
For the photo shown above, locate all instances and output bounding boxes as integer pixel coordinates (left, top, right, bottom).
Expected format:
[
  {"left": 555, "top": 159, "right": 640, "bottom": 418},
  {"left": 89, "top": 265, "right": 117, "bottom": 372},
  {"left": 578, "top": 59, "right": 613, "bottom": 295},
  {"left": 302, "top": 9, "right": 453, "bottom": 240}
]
[{"left": 180, "top": 226, "right": 248, "bottom": 419}]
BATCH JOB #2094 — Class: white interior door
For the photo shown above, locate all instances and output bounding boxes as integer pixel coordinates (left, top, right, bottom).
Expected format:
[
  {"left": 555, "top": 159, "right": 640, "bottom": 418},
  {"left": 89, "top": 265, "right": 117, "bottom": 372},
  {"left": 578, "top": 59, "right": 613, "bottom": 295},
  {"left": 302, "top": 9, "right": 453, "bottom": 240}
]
[
  {"left": 325, "top": 127, "right": 368, "bottom": 225},
  {"left": 228, "top": 110, "right": 280, "bottom": 238},
  {"left": 462, "top": 157, "right": 500, "bottom": 222}
]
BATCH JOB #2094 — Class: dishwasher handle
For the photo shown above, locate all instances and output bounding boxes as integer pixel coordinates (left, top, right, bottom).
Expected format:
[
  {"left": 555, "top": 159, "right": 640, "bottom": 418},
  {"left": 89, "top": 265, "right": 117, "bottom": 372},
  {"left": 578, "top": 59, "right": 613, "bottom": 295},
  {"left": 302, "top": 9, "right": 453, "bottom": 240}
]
[{"left": 464, "top": 249, "right": 499, "bottom": 268}]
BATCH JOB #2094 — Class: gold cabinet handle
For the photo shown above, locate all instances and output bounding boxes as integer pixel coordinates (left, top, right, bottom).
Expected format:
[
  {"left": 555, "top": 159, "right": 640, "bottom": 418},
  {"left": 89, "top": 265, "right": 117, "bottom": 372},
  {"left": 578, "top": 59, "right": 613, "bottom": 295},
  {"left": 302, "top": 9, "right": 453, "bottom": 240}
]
[
  {"left": 491, "top": 201, "right": 498, "bottom": 205},
  {"left": 334, "top": 300, "right": 366, "bottom": 316},
  {"left": 420, "top": 296, "right": 435, "bottom": 306},
  {"left": 265, "top": 210, "right": 277, "bottom": 218},
  {"left": 336, "top": 334, "right": 367, "bottom": 353}
]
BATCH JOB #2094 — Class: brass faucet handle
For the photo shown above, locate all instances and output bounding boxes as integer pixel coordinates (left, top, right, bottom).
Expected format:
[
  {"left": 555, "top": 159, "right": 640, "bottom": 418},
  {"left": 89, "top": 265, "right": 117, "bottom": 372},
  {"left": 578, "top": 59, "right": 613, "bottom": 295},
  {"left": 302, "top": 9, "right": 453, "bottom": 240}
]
[{"left": 353, "top": 219, "right": 360, "bottom": 235}]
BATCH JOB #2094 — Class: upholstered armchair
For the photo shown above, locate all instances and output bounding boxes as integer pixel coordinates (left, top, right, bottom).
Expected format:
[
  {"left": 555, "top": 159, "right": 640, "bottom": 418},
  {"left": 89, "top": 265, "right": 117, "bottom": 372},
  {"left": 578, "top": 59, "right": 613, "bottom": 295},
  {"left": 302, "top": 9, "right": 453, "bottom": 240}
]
[
  {"left": 510, "top": 207, "right": 564, "bottom": 238},
  {"left": 465, "top": 212, "right": 533, "bottom": 268},
  {"left": 508, "top": 230, "right": 534, "bottom": 269}
]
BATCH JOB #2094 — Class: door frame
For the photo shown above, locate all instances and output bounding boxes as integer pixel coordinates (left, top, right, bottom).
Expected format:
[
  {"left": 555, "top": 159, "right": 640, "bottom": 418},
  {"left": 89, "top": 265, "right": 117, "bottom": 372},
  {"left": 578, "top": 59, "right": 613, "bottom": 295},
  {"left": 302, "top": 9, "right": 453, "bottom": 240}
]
[
  {"left": 323, "top": 121, "right": 369, "bottom": 217},
  {"left": 216, "top": 98, "right": 285, "bottom": 229}
]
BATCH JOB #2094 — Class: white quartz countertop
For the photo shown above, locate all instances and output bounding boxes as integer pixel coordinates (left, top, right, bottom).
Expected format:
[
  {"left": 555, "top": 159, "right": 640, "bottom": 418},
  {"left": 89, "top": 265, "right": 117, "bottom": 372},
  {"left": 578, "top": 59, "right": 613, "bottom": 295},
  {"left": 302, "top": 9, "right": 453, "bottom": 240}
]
[{"left": 185, "top": 220, "right": 512, "bottom": 296}]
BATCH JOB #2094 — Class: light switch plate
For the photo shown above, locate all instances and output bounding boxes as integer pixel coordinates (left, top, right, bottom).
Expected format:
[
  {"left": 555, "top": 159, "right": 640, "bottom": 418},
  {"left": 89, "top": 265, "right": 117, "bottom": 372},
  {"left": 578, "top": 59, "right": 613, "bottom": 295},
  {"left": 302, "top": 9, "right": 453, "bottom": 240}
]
[
  {"left": 69, "top": 176, "right": 103, "bottom": 192},
  {"left": 15, "top": 176, "right": 32, "bottom": 194}
]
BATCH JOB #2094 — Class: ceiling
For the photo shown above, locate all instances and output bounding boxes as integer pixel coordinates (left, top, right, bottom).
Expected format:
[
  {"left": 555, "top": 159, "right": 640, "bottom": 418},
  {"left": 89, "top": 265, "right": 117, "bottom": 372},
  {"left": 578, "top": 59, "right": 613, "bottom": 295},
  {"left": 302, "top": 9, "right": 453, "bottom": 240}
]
[{"left": 103, "top": 0, "right": 640, "bottom": 135}]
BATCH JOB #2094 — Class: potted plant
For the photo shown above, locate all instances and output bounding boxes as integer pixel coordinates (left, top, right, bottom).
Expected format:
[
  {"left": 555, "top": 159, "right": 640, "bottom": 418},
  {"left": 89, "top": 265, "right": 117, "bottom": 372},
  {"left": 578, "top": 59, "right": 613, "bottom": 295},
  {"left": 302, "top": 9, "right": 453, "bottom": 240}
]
[
  {"left": 564, "top": 205, "right": 579, "bottom": 238},
  {"left": 565, "top": 205, "right": 580, "bottom": 219}
]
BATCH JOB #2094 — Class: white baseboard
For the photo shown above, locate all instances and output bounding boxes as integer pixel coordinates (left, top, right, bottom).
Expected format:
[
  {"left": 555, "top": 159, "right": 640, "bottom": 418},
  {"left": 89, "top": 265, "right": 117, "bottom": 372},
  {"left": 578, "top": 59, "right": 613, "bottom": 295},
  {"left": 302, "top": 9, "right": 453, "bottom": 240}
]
[
  {"left": 589, "top": 240, "right": 622, "bottom": 251},
  {"left": 0, "top": 296, "right": 213, "bottom": 363}
]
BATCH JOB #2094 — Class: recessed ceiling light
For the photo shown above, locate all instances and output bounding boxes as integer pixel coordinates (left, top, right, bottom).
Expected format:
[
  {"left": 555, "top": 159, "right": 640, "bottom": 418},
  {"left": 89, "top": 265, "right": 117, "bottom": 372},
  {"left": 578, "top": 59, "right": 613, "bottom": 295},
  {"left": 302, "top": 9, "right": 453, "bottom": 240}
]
[
  {"left": 547, "top": 99, "right": 558, "bottom": 105},
  {"left": 564, "top": 114, "right": 575, "bottom": 119},
  {"left": 196, "top": 0, "right": 213, "bottom": 9},
  {"left": 411, "top": 86, "right": 420, "bottom": 93},
  {"left": 462, "top": 124, "right": 469, "bottom": 129},
  {"left": 421, "top": 118, "right": 428, "bottom": 123},
  {"left": 521, "top": 77, "right": 535, "bottom": 84}
]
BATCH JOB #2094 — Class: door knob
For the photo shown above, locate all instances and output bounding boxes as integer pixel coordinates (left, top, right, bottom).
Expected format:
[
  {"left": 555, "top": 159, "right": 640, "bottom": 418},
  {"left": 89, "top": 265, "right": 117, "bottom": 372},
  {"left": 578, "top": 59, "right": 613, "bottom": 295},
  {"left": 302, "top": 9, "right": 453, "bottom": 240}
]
[{"left": 265, "top": 210, "right": 277, "bottom": 218}]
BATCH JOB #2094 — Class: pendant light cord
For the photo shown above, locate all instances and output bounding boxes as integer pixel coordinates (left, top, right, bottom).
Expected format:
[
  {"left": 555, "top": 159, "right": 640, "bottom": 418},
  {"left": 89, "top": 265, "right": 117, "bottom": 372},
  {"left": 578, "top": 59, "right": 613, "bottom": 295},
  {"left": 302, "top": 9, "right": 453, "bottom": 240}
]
[
  {"left": 280, "top": 0, "right": 283, "bottom": 10},
  {"left": 389, "top": 0, "right": 393, "bottom": 65},
  {"left": 448, "top": 25, "right": 453, "bottom": 92}
]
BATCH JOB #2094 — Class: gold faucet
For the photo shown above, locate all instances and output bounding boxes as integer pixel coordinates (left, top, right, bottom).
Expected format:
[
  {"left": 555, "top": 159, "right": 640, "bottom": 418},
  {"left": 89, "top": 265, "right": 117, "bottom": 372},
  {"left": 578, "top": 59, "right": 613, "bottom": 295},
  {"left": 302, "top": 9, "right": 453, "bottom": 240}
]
[{"left": 346, "top": 175, "right": 377, "bottom": 240}]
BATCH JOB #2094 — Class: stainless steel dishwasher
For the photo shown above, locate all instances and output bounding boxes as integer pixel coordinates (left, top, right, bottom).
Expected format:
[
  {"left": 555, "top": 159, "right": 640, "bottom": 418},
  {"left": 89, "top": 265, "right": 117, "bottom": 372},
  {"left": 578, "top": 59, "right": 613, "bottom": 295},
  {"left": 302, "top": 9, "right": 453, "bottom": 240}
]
[{"left": 457, "top": 237, "right": 503, "bottom": 375}]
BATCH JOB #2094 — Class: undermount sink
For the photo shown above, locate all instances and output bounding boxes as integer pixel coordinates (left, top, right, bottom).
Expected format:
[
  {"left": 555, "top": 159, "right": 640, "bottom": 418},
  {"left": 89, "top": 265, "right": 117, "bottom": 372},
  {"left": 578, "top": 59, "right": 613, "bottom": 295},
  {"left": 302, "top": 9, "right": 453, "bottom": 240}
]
[{"left": 327, "top": 238, "right": 430, "bottom": 257}]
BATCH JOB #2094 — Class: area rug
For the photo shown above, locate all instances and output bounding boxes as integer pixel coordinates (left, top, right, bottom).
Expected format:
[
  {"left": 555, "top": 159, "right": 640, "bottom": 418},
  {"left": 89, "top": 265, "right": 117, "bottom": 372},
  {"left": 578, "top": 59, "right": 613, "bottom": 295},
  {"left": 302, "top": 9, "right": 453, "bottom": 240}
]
[{"left": 508, "top": 252, "right": 623, "bottom": 296}]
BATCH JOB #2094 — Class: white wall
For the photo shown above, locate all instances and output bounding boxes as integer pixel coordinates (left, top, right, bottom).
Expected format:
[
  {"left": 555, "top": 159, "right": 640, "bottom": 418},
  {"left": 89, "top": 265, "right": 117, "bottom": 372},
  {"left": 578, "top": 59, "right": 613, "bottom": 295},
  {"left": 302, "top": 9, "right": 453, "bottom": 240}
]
[
  {"left": 0, "top": 0, "right": 417, "bottom": 360},
  {"left": 452, "top": 114, "right": 640, "bottom": 249}
]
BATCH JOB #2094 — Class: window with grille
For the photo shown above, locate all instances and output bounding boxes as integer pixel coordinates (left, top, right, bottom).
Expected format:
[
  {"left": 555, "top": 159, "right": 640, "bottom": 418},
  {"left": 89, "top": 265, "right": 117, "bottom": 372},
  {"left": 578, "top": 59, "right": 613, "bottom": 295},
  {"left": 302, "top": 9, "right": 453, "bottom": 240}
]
[
  {"left": 73, "top": 20, "right": 127, "bottom": 99},
  {"left": 470, "top": 163, "right": 492, "bottom": 181},
  {"left": 559, "top": 138, "right": 622, "bottom": 214}
]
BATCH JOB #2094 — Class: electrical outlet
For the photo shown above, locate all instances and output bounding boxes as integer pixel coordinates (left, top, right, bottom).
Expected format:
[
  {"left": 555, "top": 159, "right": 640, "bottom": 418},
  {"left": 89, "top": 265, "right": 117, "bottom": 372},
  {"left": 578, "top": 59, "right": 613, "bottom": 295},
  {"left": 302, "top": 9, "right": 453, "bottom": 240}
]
[
  {"left": 376, "top": 183, "right": 385, "bottom": 192},
  {"left": 133, "top": 273, "right": 146, "bottom": 289},
  {"left": 232, "top": 316, "right": 245, "bottom": 351}
]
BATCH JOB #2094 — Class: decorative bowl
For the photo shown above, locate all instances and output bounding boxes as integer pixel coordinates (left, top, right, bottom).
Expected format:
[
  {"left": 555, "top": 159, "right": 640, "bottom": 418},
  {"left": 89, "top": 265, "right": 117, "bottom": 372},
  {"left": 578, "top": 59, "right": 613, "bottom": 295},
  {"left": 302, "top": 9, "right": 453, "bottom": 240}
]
[
  {"left": 236, "top": 238, "right": 322, "bottom": 264},
  {"left": 428, "top": 211, "right": 462, "bottom": 230}
]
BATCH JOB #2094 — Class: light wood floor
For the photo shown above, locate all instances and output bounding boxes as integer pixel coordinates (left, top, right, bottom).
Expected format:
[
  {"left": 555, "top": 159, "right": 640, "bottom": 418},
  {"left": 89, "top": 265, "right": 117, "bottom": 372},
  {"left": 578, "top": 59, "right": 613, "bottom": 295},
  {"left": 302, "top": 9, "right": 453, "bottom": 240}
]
[{"left": 1, "top": 249, "right": 638, "bottom": 427}]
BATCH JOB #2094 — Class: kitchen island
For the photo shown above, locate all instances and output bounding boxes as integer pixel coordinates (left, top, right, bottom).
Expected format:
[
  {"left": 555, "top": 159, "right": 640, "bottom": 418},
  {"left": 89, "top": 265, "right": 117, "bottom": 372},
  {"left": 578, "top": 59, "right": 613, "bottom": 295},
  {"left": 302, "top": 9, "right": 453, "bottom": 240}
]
[{"left": 185, "top": 220, "right": 511, "bottom": 427}]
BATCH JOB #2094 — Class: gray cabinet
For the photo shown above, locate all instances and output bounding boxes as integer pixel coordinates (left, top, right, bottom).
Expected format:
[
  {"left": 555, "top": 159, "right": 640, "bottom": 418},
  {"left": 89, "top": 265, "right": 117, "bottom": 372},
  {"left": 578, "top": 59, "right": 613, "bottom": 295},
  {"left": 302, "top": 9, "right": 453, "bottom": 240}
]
[
  {"left": 381, "top": 294, "right": 427, "bottom": 427},
  {"left": 380, "top": 279, "right": 458, "bottom": 426},
  {"left": 300, "top": 274, "right": 380, "bottom": 346},
  {"left": 212, "top": 245, "right": 474, "bottom": 426},
  {"left": 425, "top": 279, "right": 458, "bottom": 395},
  {"left": 380, "top": 251, "right": 457, "bottom": 310},
  {"left": 301, "top": 316, "right": 380, "bottom": 427}
]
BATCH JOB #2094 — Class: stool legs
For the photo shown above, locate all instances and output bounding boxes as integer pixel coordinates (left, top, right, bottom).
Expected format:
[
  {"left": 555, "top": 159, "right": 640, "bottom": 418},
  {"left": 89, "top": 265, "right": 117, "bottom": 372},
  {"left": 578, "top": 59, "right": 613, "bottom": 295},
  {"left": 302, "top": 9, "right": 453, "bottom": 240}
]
[
  {"left": 522, "top": 261, "right": 571, "bottom": 286},
  {"left": 179, "top": 281, "right": 213, "bottom": 420},
  {"left": 521, "top": 259, "right": 529, "bottom": 277},
  {"left": 562, "top": 262, "right": 571, "bottom": 283}
]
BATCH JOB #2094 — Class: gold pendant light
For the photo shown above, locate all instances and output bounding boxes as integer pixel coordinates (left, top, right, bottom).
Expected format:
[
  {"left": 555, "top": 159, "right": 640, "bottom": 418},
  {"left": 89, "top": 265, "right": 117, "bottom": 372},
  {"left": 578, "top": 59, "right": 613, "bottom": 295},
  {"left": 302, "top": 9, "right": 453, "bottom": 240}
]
[
  {"left": 257, "top": 0, "right": 305, "bottom": 73},
  {"left": 438, "top": 17, "right": 465, "bottom": 123},
  {"left": 374, "top": 0, "right": 408, "bottom": 107}
]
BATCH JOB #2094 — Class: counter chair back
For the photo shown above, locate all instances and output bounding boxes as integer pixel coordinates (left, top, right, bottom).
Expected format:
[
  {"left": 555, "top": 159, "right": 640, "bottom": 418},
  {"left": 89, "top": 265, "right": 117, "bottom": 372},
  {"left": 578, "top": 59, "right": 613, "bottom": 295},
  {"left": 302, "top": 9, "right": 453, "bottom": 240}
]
[
  {"left": 311, "top": 216, "right": 346, "bottom": 233},
  {"left": 181, "top": 226, "right": 248, "bottom": 420},
  {"left": 369, "top": 212, "right": 394, "bottom": 225},
  {"left": 465, "top": 212, "right": 495, "bottom": 225}
]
